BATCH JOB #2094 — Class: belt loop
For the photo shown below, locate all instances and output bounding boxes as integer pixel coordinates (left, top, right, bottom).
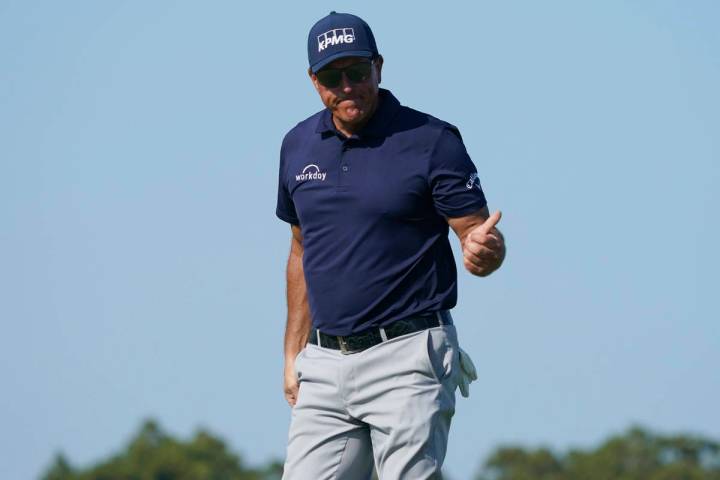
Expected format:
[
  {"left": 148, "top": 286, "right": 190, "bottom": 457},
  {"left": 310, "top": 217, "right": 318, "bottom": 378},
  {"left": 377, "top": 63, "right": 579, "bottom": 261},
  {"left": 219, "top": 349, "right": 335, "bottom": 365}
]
[
  {"left": 379, "top": 327, "right": 388, "bottom": 342},
  {"left": 436, "top": 311, "right": 444, "bottom": 326},
  {"left": 338, "top": 336, "right": 349, "bottom": 354}
]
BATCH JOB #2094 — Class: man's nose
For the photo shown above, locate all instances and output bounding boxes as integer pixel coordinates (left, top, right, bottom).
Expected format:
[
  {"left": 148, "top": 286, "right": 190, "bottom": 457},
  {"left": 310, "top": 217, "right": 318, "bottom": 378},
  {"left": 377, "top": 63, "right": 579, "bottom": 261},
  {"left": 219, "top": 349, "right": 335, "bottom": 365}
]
[{"left": 339, "top": 72, "right": 354, "bottom": 92}]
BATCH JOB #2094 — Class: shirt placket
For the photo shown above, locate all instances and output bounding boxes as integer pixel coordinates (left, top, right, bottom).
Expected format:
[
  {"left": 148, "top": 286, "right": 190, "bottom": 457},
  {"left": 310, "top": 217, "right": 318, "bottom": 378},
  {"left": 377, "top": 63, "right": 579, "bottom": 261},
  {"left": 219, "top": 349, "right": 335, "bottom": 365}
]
[{"left": 336, "top": 139, "right": 353, "bottom": 192}]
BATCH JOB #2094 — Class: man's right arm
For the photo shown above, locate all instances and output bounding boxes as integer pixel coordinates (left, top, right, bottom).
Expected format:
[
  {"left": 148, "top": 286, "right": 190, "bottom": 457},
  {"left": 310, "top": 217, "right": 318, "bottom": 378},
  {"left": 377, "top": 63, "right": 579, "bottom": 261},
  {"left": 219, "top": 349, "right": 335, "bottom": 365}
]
[{"left": 283, "top": 224, "right": 312, "bottom": 407}]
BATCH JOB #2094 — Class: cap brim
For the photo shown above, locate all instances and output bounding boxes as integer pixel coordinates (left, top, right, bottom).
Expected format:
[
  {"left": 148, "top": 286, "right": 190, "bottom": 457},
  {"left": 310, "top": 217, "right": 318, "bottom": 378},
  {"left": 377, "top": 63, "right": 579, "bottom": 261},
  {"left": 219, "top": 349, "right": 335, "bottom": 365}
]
[{"left": 311, "top": 50, "right": 374, "bottom": 73}]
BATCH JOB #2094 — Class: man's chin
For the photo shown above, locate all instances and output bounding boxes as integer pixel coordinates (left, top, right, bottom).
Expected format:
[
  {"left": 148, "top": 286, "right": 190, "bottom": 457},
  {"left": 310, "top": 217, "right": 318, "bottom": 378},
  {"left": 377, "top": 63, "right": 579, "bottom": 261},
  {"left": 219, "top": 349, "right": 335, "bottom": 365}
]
[{"left": 340, "top": 106, "right": 367, "bottom": 120}]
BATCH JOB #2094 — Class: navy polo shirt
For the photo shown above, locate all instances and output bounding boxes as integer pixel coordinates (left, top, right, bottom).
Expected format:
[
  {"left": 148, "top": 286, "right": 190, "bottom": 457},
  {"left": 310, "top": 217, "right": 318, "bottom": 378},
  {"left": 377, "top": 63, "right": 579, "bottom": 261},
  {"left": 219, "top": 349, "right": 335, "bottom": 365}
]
[{"left": 276, "top": 89, "right": 487, "bottom": 336}]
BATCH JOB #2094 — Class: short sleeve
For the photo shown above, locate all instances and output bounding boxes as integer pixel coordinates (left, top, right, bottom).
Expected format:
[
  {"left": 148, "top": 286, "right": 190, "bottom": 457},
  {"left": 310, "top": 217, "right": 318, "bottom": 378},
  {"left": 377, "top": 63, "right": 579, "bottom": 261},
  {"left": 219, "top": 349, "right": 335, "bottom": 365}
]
[
  {"left": 428, "top": 127, "right": 487, "bottom": 217},
  {"left": 276, "top": 140, "right": 300, "bottom": 225}
]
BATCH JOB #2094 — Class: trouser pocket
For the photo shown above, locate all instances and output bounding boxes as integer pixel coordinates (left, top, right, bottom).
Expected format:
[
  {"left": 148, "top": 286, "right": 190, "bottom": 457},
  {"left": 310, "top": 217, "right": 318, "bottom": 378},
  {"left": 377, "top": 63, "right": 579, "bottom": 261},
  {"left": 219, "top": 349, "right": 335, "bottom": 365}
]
[
  {"left": 423, "top": 325, "right": 459, "bottom": 384},
  {"left": 293, "top": 347, "right": 306, "bottom": 381}
]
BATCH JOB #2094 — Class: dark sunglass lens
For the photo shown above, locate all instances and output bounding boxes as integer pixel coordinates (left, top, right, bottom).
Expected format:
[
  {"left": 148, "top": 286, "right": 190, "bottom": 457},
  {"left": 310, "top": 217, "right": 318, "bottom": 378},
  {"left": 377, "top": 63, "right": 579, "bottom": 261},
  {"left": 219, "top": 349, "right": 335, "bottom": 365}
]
[
  {"left": 345, "top": 63, "right": 371, "bottom": 83},
  {"left": 317, "top": 69, "right": 342, "bottom": 88}
]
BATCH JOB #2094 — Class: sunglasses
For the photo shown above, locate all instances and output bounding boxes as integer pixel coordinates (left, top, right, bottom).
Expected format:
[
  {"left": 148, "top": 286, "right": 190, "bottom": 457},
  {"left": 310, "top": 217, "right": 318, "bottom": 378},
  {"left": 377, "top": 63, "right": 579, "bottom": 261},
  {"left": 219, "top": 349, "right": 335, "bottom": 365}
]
[{"left": 316, "top": 61, "right": 373, "bottom": 88}]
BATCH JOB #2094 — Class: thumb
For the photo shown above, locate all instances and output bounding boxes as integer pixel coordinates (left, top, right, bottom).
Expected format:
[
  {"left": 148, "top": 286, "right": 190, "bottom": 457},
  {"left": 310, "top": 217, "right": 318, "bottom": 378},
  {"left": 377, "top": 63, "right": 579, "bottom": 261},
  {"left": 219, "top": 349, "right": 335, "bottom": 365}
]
[{"left": 478, "top": 210, "right": 502, "bottom": 235}]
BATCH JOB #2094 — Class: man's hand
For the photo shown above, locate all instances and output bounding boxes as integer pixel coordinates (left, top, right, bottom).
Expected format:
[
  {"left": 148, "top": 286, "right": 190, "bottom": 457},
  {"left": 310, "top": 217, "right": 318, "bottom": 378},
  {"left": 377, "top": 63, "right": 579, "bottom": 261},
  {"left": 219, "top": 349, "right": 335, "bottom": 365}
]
[
  {"left": 284, "top": 359, "right": 300, "bottom": 407},
  {"left": 462, "top": 210, "right": 505, "bottom": 277}
]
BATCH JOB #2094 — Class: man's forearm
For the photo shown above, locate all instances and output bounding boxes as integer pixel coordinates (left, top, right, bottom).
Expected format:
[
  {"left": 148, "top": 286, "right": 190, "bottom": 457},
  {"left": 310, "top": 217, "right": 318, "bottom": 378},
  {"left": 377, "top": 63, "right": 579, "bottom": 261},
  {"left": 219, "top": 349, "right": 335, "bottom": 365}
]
[{"left": 284, "top": 236, "right": 312, "bottom": 363}]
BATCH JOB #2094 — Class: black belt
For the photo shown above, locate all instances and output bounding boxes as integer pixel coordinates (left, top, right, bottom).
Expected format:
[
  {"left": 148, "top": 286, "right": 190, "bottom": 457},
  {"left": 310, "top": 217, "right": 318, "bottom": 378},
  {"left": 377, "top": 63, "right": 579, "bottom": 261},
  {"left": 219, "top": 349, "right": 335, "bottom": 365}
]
[{"left": 309, "top": 310, "right": 453, "bottom": 354}]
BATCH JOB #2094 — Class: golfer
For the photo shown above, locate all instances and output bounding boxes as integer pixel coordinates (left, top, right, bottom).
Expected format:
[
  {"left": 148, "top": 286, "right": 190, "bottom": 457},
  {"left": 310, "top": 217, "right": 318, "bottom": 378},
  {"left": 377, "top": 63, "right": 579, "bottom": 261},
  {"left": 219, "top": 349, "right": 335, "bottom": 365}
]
[{"left": 276, "top": 11, "right": 506, "bottom": 479}]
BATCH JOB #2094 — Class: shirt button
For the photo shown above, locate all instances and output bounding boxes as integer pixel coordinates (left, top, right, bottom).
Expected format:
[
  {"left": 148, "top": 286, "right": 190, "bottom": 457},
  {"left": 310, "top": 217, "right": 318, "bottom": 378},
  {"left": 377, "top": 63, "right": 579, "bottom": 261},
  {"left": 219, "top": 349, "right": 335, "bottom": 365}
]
[{"left": 342, "top": 165, "right": 349, "bottom": 172}]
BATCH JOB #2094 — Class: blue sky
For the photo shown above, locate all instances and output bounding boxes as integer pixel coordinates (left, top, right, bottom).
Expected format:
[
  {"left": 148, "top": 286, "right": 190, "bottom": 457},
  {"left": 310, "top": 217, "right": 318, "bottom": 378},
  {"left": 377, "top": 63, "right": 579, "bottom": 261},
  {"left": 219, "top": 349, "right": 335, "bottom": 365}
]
[{"left": 1, "top": 1, "right": 718, "bottom": 479}]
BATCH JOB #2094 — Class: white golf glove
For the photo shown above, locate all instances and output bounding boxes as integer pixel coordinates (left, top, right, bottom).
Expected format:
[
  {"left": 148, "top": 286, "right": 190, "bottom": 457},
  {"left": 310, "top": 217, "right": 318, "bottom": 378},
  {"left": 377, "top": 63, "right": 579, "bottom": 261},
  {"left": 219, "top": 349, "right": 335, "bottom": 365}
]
[{"left": 457, "top": 347, "right": 478, "bottom": 398}]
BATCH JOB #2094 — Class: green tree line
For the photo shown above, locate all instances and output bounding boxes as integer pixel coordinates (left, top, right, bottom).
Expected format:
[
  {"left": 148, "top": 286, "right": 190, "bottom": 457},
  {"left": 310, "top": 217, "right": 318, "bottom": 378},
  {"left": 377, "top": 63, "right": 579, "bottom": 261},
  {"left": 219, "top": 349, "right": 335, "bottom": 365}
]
[
  {"left": 42, "top": 420, "right": 720, "bottom": 480},
  {"left": 475, "top": 427, "right": 720, "bottom": 480},
  {"left": 42, "top": 420, "right": 282, "bottom": 480}
]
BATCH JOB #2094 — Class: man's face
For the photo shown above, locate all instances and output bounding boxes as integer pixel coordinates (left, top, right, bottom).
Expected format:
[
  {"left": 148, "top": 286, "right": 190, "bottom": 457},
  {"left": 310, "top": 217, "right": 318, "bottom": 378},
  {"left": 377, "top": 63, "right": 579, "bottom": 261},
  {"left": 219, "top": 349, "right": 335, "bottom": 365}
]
[{"left": 309, "top": 56, "right": 384, "bottom": 129}]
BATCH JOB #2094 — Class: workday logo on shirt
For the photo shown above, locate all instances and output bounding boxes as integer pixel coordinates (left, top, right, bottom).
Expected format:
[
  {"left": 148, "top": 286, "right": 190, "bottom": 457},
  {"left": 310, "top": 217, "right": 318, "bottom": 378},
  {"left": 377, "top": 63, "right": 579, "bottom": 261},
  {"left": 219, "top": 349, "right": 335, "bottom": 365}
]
[
  {"left": 317, "top": 28, "right": 355, "bottom": 52},
  {"left": 296, "top": 164, "right": 327, "bottom": 182}
]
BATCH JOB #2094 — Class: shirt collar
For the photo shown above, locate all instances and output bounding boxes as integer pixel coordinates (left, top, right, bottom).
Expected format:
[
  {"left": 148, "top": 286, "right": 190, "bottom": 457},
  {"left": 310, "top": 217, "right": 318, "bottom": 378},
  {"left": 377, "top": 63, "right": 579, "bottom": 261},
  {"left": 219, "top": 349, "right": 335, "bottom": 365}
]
[{"left": 314, "top": 88, "right": 401, "bottom": 138}]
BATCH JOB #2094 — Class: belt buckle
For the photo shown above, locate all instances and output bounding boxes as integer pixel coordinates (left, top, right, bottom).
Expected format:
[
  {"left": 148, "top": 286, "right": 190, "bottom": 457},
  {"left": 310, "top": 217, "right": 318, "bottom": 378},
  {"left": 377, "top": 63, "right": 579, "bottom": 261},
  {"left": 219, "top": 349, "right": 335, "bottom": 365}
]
[{"left": 337, "top": 336, "right": 351, "bottom": 354}]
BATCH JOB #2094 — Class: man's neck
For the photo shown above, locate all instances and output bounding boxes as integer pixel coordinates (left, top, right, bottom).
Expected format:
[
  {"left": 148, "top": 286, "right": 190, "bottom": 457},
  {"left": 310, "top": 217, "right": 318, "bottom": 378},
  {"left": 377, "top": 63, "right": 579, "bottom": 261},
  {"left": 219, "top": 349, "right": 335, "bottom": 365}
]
[
  {"left": 331, "top": 96, "right": 381, "bottom": 138},
  {"left": 332, "top": 116, "right": 366, "bottom": 138}
]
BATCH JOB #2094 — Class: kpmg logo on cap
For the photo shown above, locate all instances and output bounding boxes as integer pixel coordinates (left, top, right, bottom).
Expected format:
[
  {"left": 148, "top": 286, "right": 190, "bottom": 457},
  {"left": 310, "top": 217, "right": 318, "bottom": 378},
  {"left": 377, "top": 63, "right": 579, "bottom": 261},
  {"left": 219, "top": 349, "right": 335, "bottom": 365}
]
[
  {"left": 317, "top": 27, "right": 355, "bottom": 52},
  {"left": 296, "top": 164, "right": 327, "bottom": 182}
]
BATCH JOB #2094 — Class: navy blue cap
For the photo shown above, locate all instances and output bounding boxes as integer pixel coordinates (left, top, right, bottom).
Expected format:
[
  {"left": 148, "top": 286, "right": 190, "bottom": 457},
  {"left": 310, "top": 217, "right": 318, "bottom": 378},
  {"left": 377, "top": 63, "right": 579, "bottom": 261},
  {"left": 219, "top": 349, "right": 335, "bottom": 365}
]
[{"left": 308, "top": 11, "right": 378, "bottom": 73}]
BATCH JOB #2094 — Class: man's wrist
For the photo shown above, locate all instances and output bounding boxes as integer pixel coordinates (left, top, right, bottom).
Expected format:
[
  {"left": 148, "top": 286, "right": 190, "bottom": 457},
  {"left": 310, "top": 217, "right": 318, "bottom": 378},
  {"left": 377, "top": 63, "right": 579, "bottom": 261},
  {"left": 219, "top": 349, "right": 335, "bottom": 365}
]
[{"left": 284, "top": 342, "right": 306, "bottom": 365}]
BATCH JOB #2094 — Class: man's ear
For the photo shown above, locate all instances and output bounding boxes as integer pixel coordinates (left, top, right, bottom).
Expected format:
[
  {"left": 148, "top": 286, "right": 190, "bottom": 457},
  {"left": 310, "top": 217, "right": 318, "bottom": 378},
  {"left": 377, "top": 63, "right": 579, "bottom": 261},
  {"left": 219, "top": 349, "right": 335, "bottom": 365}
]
[
  {"left": 308, "top": 68, "right": 320, "bottom": 92},
  {"left": 375, "top": 55, "right": 384, "bottom": 85}
]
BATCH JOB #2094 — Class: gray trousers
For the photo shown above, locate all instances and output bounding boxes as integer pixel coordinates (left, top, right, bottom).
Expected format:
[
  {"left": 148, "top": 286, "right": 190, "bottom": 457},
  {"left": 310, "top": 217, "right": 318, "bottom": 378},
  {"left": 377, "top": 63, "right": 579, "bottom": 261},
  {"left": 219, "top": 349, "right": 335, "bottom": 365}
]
[{"left": 282, "top": 324, "right": 459, "bottom": 480}]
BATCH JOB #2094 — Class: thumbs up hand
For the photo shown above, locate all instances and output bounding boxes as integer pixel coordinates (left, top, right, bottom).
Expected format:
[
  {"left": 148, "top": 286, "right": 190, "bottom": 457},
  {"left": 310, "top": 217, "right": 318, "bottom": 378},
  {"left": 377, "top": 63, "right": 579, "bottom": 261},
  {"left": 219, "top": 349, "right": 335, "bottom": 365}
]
[{"left": 462, "top": 210, "right": 505, "bottom": 277}]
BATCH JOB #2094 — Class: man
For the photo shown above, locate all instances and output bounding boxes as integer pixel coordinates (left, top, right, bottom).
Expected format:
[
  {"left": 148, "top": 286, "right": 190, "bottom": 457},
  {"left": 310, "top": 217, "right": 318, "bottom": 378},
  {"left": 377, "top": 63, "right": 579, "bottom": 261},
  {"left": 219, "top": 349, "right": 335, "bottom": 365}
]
[{"left": 276, "top": 11, "right": 506, "bottom": 479}]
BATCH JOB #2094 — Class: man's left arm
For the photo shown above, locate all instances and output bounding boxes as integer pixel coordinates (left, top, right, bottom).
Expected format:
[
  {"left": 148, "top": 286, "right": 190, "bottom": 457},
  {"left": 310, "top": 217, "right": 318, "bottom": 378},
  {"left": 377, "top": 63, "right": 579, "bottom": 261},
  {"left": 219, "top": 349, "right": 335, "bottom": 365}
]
[{"left": 447, "top": 206, "right": 506, "bottom": 277}]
